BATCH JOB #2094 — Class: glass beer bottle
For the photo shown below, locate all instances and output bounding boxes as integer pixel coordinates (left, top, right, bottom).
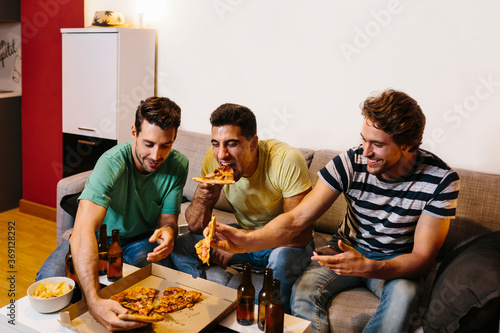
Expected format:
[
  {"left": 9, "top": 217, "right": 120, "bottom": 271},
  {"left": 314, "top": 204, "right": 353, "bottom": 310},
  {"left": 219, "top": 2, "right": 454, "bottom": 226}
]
[
  {"left": 107, "top": 229, "right": 123, "bottom": 282},
  {"left": 65, "top": 244, "right": 82, "bottom": 302},
  {"left": 258, "top": 268, "right": 273, "bottom": 330},
  {"left": 97, "top": 224, "right": 108, "bottom": 276},
  {"left": 265, "top": 279, "right": 284, "bottom": 333},
  {"left": 65, "top": 244, "right": 78, "bottom": 283},
  {"left": 237, "top": 263, "right": 255, "bottom": 325}
]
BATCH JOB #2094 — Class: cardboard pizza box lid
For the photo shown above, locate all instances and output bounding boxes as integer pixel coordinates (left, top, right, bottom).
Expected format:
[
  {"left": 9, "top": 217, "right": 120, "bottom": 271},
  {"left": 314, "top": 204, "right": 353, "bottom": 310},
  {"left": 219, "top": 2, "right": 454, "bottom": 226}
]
[{"left": 59, "top": 264, "right": 237, "bottom": 332}]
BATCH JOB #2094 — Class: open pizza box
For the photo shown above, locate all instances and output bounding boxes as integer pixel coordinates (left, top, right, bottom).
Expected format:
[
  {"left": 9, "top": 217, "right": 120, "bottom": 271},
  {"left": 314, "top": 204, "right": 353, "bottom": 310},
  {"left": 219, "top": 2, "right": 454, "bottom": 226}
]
[{"left": 58, "top": 264, "right": 237, "bottom": 332}]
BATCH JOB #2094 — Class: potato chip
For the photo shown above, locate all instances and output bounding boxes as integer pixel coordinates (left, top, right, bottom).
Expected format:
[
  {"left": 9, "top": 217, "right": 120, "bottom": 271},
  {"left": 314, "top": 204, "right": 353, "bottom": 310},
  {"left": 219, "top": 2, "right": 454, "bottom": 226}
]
[{"left": 32, "top": 281, "right": 72, "bottom": 299}]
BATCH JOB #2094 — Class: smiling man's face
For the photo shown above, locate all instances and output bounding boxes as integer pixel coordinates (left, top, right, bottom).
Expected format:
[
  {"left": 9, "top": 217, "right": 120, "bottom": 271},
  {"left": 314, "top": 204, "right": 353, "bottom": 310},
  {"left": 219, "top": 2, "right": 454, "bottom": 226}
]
[
  {"left": 131, "top": 120, "right": 177, "bottom": 174},
  {"left": 361, "top": 118, "right": 411, "bottom": 180}
]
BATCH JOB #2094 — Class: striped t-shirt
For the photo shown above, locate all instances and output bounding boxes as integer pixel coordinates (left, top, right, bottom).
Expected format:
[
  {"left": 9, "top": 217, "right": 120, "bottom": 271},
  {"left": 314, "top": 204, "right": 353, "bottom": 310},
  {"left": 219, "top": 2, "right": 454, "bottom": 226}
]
[{"left": 318, "top": 146, "right": 460, "bottom": 255}]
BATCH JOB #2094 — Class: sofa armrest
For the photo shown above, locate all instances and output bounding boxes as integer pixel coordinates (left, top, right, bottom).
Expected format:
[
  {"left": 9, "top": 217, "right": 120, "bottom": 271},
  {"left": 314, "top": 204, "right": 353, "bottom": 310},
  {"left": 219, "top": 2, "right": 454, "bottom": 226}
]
[{"left": 56, "top": 170, "right": 92, "bottom": 245}]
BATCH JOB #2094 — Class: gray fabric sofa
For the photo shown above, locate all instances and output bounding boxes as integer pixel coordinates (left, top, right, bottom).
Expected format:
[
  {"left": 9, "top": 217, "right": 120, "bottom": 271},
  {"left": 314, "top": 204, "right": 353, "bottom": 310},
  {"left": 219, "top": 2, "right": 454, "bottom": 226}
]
[{"left": 56, "top": 129, "right": 500, "bottom": 332}]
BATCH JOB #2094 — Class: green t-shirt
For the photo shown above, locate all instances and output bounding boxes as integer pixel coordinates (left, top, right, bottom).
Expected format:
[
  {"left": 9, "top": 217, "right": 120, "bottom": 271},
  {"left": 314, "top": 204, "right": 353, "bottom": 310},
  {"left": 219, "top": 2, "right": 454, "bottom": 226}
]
[
  {"left": 79, "top": 142, "right": 189, "bottom": 239},
  {"left": 202, "top": 139, "right": 311, "bottom": 230}
]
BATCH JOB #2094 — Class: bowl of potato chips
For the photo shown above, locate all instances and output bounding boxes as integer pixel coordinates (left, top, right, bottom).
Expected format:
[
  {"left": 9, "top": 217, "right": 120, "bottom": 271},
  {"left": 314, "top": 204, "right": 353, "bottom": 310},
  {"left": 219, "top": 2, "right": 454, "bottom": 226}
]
[{"left": 27, "top": 277, "right": 75, "bottom": 313}]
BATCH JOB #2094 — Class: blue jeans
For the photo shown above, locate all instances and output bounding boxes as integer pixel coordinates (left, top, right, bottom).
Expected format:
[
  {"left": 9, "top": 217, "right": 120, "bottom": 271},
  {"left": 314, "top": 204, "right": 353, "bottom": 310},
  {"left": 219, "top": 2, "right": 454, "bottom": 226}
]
[
  {"left": 170, "top": 226, "right": 314, "bottom": 314},
  {"left": 36, "top": 235, "right": 173, "bottom": 281},
  {"left": 291, "top": 258, "right": 423, "bottom": 333}
]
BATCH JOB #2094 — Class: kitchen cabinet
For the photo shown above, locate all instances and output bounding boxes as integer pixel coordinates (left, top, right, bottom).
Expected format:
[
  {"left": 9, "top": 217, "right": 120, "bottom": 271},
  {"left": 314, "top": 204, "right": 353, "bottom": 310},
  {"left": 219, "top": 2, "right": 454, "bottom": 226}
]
[
  {"left": 0, "top": 0, "right": 20, "bottom": 21},
  {"left": 0, "top": 96, "right": 21, "bottom": 212},
  {"left": 61, "top": 28, "right": 155, "bottom": 177}
]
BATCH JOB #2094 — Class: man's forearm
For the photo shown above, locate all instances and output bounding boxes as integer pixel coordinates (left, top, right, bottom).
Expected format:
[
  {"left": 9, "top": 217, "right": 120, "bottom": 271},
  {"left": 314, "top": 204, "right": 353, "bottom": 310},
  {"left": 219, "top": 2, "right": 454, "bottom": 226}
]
[
  {"left": 185, "top": 194, "right": 215, "bottom": 233},
  {"left": 245, "top": 211, "right": 311, "bottom": 251},
  {"left": 70, "top": 233, "right": 101, "bottom": 302}
]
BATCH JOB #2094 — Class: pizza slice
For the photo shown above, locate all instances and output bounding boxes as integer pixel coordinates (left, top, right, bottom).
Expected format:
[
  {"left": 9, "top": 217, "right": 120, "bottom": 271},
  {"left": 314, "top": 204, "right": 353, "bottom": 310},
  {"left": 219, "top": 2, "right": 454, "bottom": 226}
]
[
  {"left": 192, "top": 165, "right": 235, "bottom": 184},
  {"left": 162, "top": 287, "right": 187, "bottom": 296},
  {"left": 111, "top": 286, "right": 164, "bottom": 323},
  {"left": 154, "top": 287, "right": 202, "bottom": 315},
  {"left": 194, "top": 215, "right": 217, "bottom": 265}
]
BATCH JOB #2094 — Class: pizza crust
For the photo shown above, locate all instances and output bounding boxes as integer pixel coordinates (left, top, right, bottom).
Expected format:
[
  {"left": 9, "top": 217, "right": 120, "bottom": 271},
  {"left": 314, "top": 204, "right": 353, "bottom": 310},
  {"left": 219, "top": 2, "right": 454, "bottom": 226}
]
[
  {"left": 118, "top": 313, "right": 164, "bottom": 323},
  {"left": 192, "top": 177, "right": 235, "bottom": 184}
]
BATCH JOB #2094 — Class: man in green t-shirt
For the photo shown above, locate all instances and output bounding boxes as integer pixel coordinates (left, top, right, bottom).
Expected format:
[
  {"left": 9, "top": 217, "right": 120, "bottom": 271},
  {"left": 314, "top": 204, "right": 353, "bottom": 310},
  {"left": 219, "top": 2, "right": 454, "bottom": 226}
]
[
  {"left": 170, "top": 103, "right": 313, "bottom": 313},
  {"left": 37, "top": 97, "right": 188, "bottom": 331}
]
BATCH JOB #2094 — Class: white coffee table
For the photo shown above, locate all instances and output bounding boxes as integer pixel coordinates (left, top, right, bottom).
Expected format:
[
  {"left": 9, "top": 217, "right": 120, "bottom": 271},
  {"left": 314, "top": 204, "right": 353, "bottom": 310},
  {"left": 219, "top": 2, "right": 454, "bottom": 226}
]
[
  {"left": 1, "top": 264, "right": 310, "bottom": 333},
  {"left": 0, "top": 264, "right": 140, "bottom": 333},
  {"left": 218, "top": 308, "right": 311, "bottom": 333}
]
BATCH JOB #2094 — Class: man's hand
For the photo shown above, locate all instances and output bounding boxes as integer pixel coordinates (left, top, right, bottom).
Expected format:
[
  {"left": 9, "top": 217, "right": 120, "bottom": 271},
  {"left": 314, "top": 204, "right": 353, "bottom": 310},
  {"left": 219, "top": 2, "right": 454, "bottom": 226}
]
[
  {"left": 210, "top": 223, "right": 249, "bottom": 254},
  {"left": 197, "top": 182, "right": 223, "bottom": 202},
  {"left": 312, "top": 240, "right": 372, "bottom": 277},
  {"left": 147, "top": 227, "right": 176, "bottom": 261},
  {"left": 87, "top": 298, "right": 146, "bottom": 331}
]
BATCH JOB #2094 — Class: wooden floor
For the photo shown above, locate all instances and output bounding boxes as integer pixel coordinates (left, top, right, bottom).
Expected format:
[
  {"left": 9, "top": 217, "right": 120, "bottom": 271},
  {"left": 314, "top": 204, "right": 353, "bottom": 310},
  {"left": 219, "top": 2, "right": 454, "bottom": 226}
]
[{"left": 0, "top": 208, "right": 57, "bottom": 308}]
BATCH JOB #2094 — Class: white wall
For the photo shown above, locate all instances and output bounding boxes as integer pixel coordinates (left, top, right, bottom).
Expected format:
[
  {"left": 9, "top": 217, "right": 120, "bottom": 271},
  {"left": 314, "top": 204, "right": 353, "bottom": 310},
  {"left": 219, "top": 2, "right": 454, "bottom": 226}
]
[{"left": 84, "top": 0, "right": 500, "bottom": 174}]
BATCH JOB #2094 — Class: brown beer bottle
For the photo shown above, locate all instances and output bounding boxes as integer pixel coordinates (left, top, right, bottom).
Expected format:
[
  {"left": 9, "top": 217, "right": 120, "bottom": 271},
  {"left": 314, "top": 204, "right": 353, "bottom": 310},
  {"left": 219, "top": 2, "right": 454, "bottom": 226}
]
[
  {"left": 237, "top": 263, "right": 255, "bottom": 325},
  {"left": 265, "top": 279, "right": 284, "bottom": 333},
  {"left": 97, "top": 224, "right": 108, "bottom": 276},
  {"left": 65, "top": 244, "right": 78, "bottom": 283},
  {"left": 107, "top": 229, "right": 123, "bottom": 282},
  {"left": 258, "top": 268, "right": 273, "bottom": 330},
  {"left": 65, "top": 244, "right": 82, "bottom": 302}
]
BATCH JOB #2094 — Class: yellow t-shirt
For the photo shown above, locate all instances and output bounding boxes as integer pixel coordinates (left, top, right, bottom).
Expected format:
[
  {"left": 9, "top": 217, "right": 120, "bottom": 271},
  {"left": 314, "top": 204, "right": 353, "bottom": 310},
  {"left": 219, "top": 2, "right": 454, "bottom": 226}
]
[{"left": 202, "top": 139, "right": 311, "bottom": 230}]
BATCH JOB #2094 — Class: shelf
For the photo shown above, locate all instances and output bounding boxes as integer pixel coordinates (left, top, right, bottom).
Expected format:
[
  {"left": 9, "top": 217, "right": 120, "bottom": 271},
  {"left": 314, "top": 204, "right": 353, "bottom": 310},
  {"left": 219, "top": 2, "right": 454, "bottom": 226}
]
[{"left": 0, "top": 91, "right": 21, "bottom": 99}]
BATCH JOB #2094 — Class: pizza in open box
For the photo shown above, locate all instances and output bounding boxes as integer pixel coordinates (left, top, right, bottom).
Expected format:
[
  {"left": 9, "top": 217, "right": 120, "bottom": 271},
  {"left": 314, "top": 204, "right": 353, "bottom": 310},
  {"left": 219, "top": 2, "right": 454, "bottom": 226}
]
[
  {"left": 111, "top": 287, "right": 163, "bottom": 322},
  {"left": 110, "top": 286, "right": 203, "bottom": 322}
]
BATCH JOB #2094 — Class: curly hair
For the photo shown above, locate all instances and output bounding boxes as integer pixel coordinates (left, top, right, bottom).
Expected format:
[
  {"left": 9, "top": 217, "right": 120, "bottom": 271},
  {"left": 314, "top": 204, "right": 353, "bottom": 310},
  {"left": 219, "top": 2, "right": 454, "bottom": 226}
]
[
  {"left": 135, "top": 97, "right": 181, "bottom": 134},
  {"left": 361, "top": 89, "right": 426, "bottom": 152},
  {"left": 210, "top": 103, "right": 257, "bottom": 140}
]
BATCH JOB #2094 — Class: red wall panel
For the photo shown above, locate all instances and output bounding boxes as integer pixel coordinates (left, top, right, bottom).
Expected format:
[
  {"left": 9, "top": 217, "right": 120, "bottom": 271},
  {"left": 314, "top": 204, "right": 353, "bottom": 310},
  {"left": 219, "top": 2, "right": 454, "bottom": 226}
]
[{"left": 21, "top": 0, "right": 84, "bottom": 207}]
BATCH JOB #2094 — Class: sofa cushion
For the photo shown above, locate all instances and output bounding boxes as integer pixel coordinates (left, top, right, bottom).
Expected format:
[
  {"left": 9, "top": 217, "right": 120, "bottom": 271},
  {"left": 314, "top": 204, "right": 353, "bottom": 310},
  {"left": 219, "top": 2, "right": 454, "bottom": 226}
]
[
  {"left": 422, "top": 231, "right": 500, "bottom": 332},
  {"left": 440, "top": 168, "right": 500, "bottom": 257},
  {"left": 60, "top": 192, "right": 80, "bottom": 218},
  {"left": 328, "top": 287, "right": 379, "bottom": 333}
]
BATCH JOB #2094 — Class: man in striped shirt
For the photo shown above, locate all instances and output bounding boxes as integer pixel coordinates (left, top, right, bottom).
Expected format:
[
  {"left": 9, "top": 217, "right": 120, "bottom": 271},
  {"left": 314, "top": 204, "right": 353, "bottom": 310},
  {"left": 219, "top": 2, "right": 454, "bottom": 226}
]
[{"left": 211, "top": 89, "right": 460, "bottom": 333}]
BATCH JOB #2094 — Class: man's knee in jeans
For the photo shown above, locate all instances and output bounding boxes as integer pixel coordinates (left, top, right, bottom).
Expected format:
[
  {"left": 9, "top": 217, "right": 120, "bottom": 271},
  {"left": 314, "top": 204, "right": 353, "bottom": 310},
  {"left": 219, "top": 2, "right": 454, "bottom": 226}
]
[
  {"left": 36, "top": 240, "right": 69, "bottom": 281},
  {"left": 385, "top": 278, "right": 422, "bottom": 310},
  {"left": 268, "top": 245, "right": 313, "bottom": 278},
  {"left": 173, "top": 232, "right": 202, "bottom": 255},
  {"left": 122, "top": 239, "right": 156, "bottom": 267}
]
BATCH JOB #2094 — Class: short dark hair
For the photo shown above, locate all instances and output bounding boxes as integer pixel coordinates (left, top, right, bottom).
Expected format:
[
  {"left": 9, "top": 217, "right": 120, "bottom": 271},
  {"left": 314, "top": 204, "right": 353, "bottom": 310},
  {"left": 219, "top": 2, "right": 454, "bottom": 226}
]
[
  {"left": 209, "top": 103, "right": 257, "bottom": 140},
  {"left": 135, "top": 97, "right": 181, "bottom": 134},
  {"left": 361, "top": 89, "right": 426, "bottom": 151}
]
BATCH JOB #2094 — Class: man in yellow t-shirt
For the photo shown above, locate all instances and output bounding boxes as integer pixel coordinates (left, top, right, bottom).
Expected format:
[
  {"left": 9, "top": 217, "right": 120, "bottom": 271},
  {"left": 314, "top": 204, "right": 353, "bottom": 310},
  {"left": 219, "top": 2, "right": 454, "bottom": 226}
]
[{"left": 170, "top": 103, "right": 313, "bottom": 313}]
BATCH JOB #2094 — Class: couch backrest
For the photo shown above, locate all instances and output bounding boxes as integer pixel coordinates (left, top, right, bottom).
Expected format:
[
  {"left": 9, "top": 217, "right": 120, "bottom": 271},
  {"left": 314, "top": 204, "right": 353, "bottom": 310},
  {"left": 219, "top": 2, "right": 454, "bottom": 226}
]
[{"left": 173, "top": 130, "right": 210, "bottom": 201}]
